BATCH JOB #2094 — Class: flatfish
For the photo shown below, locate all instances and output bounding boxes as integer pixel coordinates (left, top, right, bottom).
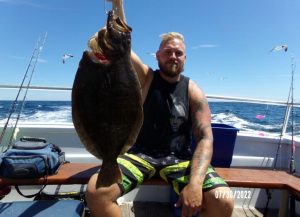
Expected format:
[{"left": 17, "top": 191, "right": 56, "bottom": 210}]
[{"left": 72, "top": 10, "right": 143, "bottom": 187}]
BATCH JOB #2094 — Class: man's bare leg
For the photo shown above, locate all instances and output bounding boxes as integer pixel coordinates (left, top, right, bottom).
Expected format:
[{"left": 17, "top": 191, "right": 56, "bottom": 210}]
[
  {"left": 200, "top": 186, "right": 234, "bottom": 217},
  {"left": 86, "top": 174, "right": 123, "bottom": 217}
]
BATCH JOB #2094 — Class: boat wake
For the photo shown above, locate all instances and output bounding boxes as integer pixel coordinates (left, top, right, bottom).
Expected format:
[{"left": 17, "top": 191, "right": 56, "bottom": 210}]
[{"left": 0, "top": 100, "right": 299, "bottom": 138}]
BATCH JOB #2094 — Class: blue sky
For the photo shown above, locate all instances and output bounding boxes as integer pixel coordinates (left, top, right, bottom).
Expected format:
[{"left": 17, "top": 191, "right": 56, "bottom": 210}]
[{"left": 0, "top": 0, "right": 299, "bottom": 101}]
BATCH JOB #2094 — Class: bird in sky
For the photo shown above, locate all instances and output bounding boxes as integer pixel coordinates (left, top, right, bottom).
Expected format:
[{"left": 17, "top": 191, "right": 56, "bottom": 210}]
[
  {"left": 270, "top": 45, "right": 288, "bottom": 52},
  {"left": 62, "top": 54, "right": 74, "bottom": 64}
]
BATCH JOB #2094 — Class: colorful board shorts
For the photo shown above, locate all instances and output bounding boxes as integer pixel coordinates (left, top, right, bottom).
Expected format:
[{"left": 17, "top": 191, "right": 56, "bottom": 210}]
[{"left": 117, "top": 152, "right": 228, "bottom": 195}]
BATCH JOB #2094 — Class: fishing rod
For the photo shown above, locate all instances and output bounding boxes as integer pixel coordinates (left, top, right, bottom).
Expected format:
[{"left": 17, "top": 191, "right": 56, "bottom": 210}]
[
  {"left": 272, "top": 48, "right": 295, "bottom": 171},
  {"left": 270, "top": 49, "right": 297, "bottom": 217},
  {"left": 273, "top": 74, "right": 293, "bottom": 170},
  {"left": 289, "top": 56, "right": 296, "bottom": 175},
  {"left": 288, "top": 54, "right": 296, "bottom": 217},
  {"left": 0, "top": 33, "right": 47, "bottom": 149},
  {"left": 265, "top": 46, "right": 297, "bottom": 216},
  {"left": 273, "top": 55, "right": 296, "bottom": 172},
  {"left": 0, "top": 44, "right": 38, "bottom": 147},
  {"left": 7, "top": 33, "right": 47, "bottom": 148}
]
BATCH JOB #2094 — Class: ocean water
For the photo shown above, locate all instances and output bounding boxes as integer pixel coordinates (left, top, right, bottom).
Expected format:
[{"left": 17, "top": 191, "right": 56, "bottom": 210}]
[{"left": 0, "top": 100, "right": 299, "bottom": 138}]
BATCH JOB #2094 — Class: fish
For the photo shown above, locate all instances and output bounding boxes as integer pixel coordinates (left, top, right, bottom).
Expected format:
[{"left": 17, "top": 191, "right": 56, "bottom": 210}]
[{"left": 71, "top": 10, "right": 143, "bottom": 187}]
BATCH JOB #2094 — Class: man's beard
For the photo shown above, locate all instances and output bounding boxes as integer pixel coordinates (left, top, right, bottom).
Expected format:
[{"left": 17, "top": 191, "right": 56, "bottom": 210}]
[{"left": 158, "top": 61, "right": 184, "bottom": 78}]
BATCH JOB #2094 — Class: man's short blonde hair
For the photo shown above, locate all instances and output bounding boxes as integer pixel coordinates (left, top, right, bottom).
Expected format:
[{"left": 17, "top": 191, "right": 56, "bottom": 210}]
[{"left": 159, "top": 32, "right": 185, "bottom": 49}]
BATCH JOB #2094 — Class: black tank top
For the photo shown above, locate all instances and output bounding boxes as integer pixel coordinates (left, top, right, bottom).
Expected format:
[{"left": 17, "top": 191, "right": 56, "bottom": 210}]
[{"left": 129, "top": 70, "right": 193, "bottom": 159}]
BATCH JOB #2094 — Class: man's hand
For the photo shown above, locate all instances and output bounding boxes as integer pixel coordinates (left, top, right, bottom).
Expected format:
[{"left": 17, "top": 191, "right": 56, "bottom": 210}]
[
  {"left": 175, "top": 182, "right": 203, "bottom": 217},
  {"left": 106, "top": 0, "right": 121, "bottom": 4},
  {"left": 105, "top": 0, "right": 125, "bottom": 21}
]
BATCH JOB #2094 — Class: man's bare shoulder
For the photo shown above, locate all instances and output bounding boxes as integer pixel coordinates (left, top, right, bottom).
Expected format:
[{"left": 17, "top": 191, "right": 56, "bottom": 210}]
[{"left": 188, "top": 79, "right": 207, "bottom": 102}]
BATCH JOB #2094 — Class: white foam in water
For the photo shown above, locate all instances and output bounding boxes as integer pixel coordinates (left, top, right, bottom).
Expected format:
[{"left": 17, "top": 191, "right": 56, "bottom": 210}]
[
  {"left": 212, "top": 113, "right": 250, "bottom": 129},
  {"left": 27, "top": 109, "right": 71, "bottom": 123},
  {"left": 211, "top": 112, "right": 281, "bottom": 137},
  {"left": 1, "top": 101, "right": 299, "bottom": 139},
  {"left": 0, "top": 106, "right": 72, "bottom": 124}
]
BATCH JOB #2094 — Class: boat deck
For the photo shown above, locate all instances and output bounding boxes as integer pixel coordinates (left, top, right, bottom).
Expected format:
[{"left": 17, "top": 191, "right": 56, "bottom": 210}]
[{"left": 112, "top": 202, "right": 299, "bottom": 217}]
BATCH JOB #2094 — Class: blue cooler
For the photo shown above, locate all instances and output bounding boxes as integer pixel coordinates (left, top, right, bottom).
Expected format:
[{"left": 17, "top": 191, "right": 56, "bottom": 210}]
[
  {"left": 210, "top": 123, "right": 239, "bottom": 167},
  {"left": 172, "top": 123, "right": 239, "bottom": 216}
]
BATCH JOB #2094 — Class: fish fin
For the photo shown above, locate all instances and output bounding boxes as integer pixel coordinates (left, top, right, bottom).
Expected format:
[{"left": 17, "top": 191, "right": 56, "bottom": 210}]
[{"left": 96, "top": 160, "right": 122, "bottom": 188}]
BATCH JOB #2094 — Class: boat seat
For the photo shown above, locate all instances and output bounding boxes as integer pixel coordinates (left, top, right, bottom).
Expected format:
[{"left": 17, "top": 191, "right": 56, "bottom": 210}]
[
  {"left": 1, "top": 163, "right": 300, "bottom": 195},
  {"left": 0, "top": 199, "right": 85, "bottom": 217},
  {"left": 1, "top": 163, "right": 299, "bottom": 217}
]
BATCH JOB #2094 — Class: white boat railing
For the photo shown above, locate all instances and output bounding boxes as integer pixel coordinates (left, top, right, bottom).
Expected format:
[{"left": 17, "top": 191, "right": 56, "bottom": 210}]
[
  {"left": 1, "top": 84, "right": 299, "bottom": 106},
  {"left": 0, "top": 84, "right": 71, "bottom": 91}
]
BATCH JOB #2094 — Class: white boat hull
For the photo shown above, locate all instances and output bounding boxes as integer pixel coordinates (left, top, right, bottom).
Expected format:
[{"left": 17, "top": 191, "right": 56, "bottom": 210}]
[{"left": 1, "top": 123, "right": 299, "bottom": 214}]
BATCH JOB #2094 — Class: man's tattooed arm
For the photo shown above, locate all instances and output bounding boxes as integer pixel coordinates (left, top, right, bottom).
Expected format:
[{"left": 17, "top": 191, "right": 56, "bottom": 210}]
[{"left": 189, "top": 85, "right": 213, "bottom": 185}]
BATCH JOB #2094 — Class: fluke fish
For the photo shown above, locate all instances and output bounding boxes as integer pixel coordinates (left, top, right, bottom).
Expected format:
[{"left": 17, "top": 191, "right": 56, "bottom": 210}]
[{"left": 72, "top": 10, "right": 143, "bottom": 187}]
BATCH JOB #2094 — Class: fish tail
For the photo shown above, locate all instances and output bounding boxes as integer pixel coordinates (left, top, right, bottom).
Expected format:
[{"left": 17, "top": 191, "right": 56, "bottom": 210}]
[{"left": 96, "top": 160, "right": 122, "bottom": 188}]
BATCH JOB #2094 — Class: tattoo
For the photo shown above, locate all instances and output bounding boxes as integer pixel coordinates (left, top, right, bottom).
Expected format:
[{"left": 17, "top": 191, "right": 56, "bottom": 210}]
[
  {"left": 193, "top": 124, "right": 211, "bottom": 144},
  {"left": 193, "top": 98, "right": 208, "bottom": 114},
  {"left": 189, "top": 98, "right": 213, "bottom": 178},
  {"left": 191, "top": 152, "right": 211, "bottom": 176},
  {"left": 191, "top": 98, "right": 210, "bottom": 143}
]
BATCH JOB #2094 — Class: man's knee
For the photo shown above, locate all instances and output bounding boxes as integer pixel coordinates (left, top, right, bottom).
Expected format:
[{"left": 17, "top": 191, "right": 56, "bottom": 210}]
[
  {"left": 203, "top": 187, "right": 234, "bottom": 215},
  {"left": 213, "top": 187, "right": 234, "bottom": 207}
]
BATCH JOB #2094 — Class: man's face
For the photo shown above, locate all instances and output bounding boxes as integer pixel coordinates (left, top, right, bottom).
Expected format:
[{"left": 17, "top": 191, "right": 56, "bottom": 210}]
[{"left": 156, "top": 38, "right": 186, "bottom": 78}]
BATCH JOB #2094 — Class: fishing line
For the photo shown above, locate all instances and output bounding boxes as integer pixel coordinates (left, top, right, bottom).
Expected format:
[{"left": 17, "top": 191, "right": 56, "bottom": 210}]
[
  {"left": 104, "top": 0, "right": 108, "bottom": 14},
  {"left": 103, "top": 0, "right": 110, "bottom": 14}
]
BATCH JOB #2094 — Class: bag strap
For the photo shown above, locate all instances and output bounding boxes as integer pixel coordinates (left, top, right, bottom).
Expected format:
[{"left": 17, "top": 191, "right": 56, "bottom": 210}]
[
  {"left": 15, "top": 170, "right": 49, "bottom": 198},
  {"left": 14, "top": 161, "right": 69, "bottom": 198},
  {"left": 15, "top": 184, "right": 47, "bottom": 198},
  {"left": 20, "top": 136, "right": 47, "bottom": 143}
]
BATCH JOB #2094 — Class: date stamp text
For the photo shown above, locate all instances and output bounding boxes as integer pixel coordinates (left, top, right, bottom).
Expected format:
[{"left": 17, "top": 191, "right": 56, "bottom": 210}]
[{"left": 215, "top": 190, "right": 252, "bottom": 199}]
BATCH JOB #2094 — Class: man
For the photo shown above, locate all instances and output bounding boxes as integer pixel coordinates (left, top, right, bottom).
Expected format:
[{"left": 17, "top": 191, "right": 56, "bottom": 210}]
[{"left": 86, "top": 1, "right": 234, "bottom": 216}]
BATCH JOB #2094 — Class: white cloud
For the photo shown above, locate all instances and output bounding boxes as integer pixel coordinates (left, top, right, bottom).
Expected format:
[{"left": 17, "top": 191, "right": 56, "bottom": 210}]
[
  {"left": 10, "top": 55, "right": 47, "bottom": 63},
  {"left": 191, "top": 44, "right": 219, "bottom": 50},
  {"left": 0, "top": 0, "right": 42, "bottom": 8},
  {"left": 37, "top": 58, "right": 47, "bottom": 63}
]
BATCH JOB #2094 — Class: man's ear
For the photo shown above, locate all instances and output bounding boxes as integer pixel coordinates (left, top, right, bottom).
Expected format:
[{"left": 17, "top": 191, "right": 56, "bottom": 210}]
[{"left": 155, "top": 50, "right": 159, "bottom": 60}]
